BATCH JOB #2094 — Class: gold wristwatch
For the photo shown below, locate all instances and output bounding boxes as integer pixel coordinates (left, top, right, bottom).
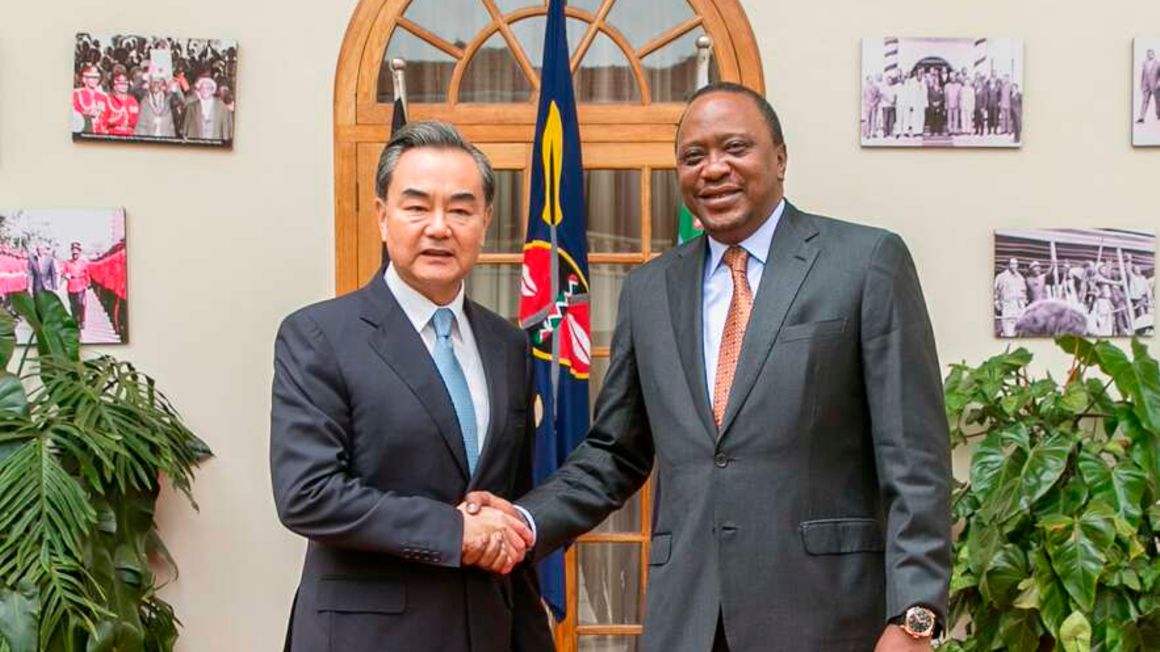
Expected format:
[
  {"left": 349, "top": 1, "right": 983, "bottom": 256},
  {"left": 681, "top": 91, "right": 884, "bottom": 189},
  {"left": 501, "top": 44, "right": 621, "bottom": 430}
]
[{"left": 898, "top": 605, "right": 937, "bottom": 639}]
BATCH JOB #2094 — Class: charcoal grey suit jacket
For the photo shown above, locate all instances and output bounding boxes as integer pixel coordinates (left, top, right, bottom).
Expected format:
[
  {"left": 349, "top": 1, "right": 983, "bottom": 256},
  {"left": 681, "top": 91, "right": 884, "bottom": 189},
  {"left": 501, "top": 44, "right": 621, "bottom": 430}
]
[
  {"left": 270, "top": 269, "right": 554, "bottom": 652},
  {"left": 518, "top": 202, "right": 952, "bottom": 651}
]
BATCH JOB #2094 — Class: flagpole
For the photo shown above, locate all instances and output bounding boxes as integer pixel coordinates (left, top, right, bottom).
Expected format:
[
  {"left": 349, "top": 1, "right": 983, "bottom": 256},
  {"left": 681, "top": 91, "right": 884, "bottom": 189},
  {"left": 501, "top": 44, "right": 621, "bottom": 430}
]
[
  {"left": 391, "top": 58, "right": 408, "bottom": 114},
  {"left": 695, "top": 35, "right": 713, "bottom": 89}
]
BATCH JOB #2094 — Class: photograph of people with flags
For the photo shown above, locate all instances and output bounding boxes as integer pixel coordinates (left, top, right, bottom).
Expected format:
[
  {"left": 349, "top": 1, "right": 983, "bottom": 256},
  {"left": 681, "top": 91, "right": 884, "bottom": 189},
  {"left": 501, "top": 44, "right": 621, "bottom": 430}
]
[
  {"left": 861, "top": 37, "right": 1023, "bottom": 148},
  {"left": 993, "top": 228, "right": 1155, "bottom": 338}
]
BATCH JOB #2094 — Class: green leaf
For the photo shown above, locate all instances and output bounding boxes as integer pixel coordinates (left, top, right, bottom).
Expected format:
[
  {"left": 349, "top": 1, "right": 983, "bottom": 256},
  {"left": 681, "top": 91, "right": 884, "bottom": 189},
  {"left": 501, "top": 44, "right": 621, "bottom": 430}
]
[
  {"left": 1060, "top": 611, "right": 1093, "bottom": 652},
  {"left": 1060, "top": 380, "right": 1091, "bottom": 414},
  {"left": 1130, "top": 339, "right": 1160, "bottom": 434},
  {"left": 980, "top": 444, "right": 1030, "bottom": 525},
  {"left": 1013, "top": 576, "right": 1039, "bottom": 610},
  {"left": 971, "top": 433, "right": 1007, "bottom": 502},
  {"left": 0, "top": 375, "right": 28, "bottom": 417},
  {"left": 998, "top": 608, "right": 1043, "bottom": 651},
  {"left": 1057, "top": 335, "right": 1099, "bottom": 367},
  {"left": 1023, "top": 432, "right": 1074, "bottom": 505},
  {"left": 0, "top": 581, "right": 37, "bottom": 652},
  {"left": 0, "top": 311, "right": 15, "bottom": 370},
  {"left": 1079, "top": 449, "right": 1148, "bottom": 526},
  {"left": 1032, "top": 547, "right": 1071, "bottom": 637},
  {"left": 980, "top": 544, "right": 1028, "bottom": 607},
  {"left": 1043, "top": 502, "right": 1116, "bottom": 612}
]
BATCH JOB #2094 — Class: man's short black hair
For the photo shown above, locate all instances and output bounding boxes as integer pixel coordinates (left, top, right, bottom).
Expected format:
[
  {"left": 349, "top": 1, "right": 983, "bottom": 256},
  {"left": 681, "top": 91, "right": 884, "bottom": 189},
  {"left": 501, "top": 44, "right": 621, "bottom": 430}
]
[{"left": 682, "top": 82, "right": 785, "bottom": 146}]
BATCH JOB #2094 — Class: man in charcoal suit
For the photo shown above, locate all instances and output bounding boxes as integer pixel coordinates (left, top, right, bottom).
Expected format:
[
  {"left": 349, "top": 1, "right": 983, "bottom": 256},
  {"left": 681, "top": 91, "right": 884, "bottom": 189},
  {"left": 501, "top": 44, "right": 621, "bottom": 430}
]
[
  {"left": 270, "top": 121, "right": 554, "bottom": 652},
  {"left": 470, "top": 83, "right": 952, "bottom": 651}
]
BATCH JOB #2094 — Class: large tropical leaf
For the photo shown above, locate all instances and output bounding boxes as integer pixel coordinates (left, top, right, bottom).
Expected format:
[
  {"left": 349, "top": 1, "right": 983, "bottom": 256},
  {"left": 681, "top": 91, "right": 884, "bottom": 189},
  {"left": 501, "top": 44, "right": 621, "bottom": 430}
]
[
  {"left": 0, "top": 581, "right": 37, "bottom": 652},
  {"left": 0, "top": 376, "right": 27, "bottom": 417},
  {"left": 1059, "top": 611, "right": 1093, "bottom": 652},
  {"left": 1022, "top": 432, "right": 1074, "bottom": 505},
  {"left": 1078, "top": 449, "right": 1148, "bottom": 527},
  {"left": 1042, "top": 502, "right": 1117, "bottom": 613}
]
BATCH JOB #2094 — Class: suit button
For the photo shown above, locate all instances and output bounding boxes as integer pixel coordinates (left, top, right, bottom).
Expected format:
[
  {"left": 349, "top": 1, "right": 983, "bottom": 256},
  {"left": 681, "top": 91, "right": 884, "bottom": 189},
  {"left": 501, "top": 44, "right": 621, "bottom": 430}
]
[{"left": 714, "top": 453, "right": 728, "bottom": 468}]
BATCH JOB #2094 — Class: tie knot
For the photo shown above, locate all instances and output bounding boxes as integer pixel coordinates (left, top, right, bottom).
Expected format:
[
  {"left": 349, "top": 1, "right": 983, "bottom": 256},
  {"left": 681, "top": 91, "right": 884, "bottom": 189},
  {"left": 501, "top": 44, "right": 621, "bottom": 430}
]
[
  {"left": 432, "top": 308, "right": 454, "bottom": 338},
  {"left": 723, "top": 246, "right": 748, "bottom": 274}
]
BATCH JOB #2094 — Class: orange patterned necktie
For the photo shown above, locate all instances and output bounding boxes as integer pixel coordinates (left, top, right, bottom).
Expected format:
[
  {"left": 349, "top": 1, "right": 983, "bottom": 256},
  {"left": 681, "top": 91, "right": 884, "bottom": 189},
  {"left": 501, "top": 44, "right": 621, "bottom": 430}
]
[{"left": 713, "top": 246, "right": 753, "bottom": 429}]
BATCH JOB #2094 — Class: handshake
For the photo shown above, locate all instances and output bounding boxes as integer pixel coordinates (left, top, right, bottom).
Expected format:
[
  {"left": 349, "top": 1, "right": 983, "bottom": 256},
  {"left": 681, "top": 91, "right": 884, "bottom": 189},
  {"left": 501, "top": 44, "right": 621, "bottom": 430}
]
[{"left": 456, "top": 491, "right": 534, "bottom": 575}]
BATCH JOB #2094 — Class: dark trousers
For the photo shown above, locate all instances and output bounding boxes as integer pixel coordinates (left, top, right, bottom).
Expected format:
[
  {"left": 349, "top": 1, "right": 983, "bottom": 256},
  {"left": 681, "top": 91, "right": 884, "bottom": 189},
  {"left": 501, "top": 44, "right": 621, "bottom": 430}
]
[{"left": 68, "top": 290, "right": 86, "bottom": 329}]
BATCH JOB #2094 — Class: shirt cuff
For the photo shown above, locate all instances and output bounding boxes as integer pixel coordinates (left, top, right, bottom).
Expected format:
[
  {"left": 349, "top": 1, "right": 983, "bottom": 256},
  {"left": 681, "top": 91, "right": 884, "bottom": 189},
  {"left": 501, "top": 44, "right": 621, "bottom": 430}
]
[{"left": 513, "top": 505, "right": 537, "bottom": 545}]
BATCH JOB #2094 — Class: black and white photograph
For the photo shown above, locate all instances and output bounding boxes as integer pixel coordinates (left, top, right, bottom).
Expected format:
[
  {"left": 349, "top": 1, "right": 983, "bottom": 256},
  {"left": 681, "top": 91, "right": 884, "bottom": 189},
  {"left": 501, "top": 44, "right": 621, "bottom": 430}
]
[
  {"left": 993, "top": 229, "right": 1155, "bottom": 339},
  {"left": 0, "top": 209, "right": 128, "bottom": 345},
  {"left": 72, "top": 33, "right": 238, "bottom": 147},
  {"left": 861, "top": 37, "right": 1024, "bottom": 148},
  {"left": 1134, "top": 37, "right": 1160, "bottom": 146}
]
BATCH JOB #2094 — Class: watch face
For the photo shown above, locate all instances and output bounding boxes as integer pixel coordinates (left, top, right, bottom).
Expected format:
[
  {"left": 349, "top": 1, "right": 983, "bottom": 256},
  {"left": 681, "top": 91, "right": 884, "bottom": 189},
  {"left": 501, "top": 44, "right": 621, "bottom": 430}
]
[{"left": 905, "top": 607, "right": 936, "bottom": 636}]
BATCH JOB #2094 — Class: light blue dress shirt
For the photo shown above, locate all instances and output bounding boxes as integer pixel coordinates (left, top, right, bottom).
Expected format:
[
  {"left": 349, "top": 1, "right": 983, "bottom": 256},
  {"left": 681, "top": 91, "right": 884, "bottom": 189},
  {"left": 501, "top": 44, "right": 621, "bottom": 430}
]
[{"left": 702, "top": 199, "right": 785, "bottom": 409}]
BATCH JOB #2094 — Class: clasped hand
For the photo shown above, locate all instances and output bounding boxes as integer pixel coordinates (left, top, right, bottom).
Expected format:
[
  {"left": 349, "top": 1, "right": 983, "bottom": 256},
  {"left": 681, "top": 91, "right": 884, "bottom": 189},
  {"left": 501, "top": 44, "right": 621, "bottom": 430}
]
[{"left": 458, "top": 491, "right": 533, "bottom": 575}]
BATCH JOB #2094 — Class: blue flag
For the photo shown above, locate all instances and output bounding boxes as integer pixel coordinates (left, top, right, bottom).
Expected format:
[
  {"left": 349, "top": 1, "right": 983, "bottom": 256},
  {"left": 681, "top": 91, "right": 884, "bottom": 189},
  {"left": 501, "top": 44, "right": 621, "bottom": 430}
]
[{"left": 517, "top": 0, "right": 591, "bottom": 622}]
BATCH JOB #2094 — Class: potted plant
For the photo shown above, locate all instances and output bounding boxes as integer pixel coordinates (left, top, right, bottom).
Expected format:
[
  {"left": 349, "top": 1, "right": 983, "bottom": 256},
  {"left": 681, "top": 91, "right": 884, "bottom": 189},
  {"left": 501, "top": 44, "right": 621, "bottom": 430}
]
[
  {"left": 941, "top": 336, "right": 1160, "bottom": 651},
  {"left": 0, "top": 292, "right": 210, "bottom": 652}
]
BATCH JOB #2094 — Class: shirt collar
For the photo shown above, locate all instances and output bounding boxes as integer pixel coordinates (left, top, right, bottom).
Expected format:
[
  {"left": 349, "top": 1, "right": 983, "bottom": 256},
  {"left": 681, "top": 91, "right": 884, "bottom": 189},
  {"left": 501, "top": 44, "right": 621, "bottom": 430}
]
[
  {"left": 705, "top": 198, "right": 785, "bottom": 275},
  {"left": 384, "top": 263, "right": 467, "bottom": 334}
]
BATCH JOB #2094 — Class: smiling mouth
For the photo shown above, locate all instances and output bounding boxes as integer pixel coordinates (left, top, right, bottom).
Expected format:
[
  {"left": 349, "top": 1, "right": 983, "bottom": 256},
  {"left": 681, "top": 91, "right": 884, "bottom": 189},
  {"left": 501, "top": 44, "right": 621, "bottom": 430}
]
[
  {"left": 420, "top": 249, "right": 454, "bottom": 259},
  {"left": 699, "top": 189, "right": 742, "bottom": 205}
]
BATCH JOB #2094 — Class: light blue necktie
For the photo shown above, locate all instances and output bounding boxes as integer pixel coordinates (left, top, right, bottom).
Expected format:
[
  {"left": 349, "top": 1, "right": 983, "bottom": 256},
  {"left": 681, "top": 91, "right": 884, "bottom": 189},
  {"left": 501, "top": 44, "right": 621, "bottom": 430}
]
[{"left": 431, "top": 308, "right": 479, "bottom": 476}]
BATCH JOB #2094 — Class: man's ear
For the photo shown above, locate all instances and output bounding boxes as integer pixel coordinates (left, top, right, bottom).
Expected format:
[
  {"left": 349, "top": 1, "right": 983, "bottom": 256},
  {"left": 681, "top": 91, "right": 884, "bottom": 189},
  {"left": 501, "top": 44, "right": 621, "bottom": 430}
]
[
  {"left": 775, "top": 143, "right": 788, "bottom": 181},
  {"left": 375, "top": 196, "right": 390, "bottom": 243}
]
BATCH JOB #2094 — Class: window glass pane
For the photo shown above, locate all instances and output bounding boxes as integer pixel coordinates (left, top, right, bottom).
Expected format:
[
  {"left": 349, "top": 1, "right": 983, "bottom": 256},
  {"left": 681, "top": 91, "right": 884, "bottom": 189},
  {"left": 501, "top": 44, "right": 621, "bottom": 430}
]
[
  {"left": 578, "top": 543, "right": 642, "bottom": 625},
  {"left": 378, "top": 27, "right": 457, "bottom": 103},
  {"left": 459, "top": 32, "right": 532, "bottom": 102},
  {"left": 585, "top": 169, "right": 641, "bottom": 253},
  {"left": 494, "top": 0, "right": 536, "bottom": 14},
  {"left": 578, "top": 637, "right": 640, "bottom": 652},
  {"left": 509, "top": 16, "right": 589, "bottom": 75},
  {"left": 589, "top": 265, "right": 631, "bottom": 347},
  {"left": 650, "top": 169, "right": 682, "bottom": 252},
  {"left": 575, "top": 31, "right": 640, "bottom": 103},
  {"left": 641, "top": 27, "right": 719, "bottom": 103},
  {"left": 568, "top": 0, "right": 606, "bottom": 16},
  {"left": 464, "top": 264, "right": 520, "bottom": 326},
  {"left": 404, "top": 0, "right": 492, "bottom": 49},
  {"left": 485, "top": 170, "right": 524, "bottom": 253},
  {"left": 606, "top": 0, "right": 694, "bottom": 51}
]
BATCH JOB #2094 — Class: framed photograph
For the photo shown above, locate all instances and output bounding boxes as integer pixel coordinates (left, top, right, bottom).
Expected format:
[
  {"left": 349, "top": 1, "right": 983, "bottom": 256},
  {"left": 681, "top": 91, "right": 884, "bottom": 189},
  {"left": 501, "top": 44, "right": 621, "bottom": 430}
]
[
  {"left": 72, "top": 33, "right": 238, "bottom": 148},
  {"left": 861, "top": 37, "right": 1024, "bottom": 148},
  {"left": 993, "top": 229, "right": 1155, "bottom": 338},
  {"left": 1134, "top": 37, "right": 1160, "bottom": 146},
  {"left": 0, "top": 209, "right": 128, "bottom": 345}
]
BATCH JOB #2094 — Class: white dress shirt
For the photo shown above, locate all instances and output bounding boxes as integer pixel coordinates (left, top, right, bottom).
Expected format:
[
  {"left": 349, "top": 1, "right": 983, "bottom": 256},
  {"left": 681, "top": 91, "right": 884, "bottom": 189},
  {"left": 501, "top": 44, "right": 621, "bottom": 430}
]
[
  {"left": 702, "top": 199, "right": 785, "bottom": 409},
  {"left": 385, "top": 264, "right": 490, "bottom": 452}
]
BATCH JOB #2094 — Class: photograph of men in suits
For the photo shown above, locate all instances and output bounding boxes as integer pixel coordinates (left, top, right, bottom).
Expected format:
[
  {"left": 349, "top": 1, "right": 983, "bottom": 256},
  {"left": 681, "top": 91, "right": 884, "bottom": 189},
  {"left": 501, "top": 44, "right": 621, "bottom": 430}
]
[
  {"left": 470, "top": 82, "right": 952, "bottom": 651},
  {"left": 1134, "top": 40, "right": 1160, "bottom": 146},
  {"left": 26, "top": 243, "right": 59, "bottom": 296},
  {"left": 182, "top": 75, "right": 233, "bottom": 141},
  {"left": 270, "top": 121, "right": 553, "bottom": 652}
]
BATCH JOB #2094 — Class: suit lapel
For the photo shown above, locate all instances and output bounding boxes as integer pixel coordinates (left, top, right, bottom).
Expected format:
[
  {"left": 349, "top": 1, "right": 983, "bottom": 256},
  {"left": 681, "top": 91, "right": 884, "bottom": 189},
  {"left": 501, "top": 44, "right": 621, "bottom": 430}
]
[
  {"left": 464, "top": 301, "right": 508, "bottom": 490},
  {"left": 666, "top": 236, "right": 717, "bottom": 441},
  {"left": 359, "top": 274, "right": 471, "bottom": 482},
  {"left": 718, "top": 203, "right": 820, "bottom": 438}
]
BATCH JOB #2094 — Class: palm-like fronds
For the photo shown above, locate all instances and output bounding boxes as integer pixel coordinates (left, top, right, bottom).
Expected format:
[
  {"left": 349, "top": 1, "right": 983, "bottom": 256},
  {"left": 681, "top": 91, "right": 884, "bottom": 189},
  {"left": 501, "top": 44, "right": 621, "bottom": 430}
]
[{"left": 0, "top": 294, "right": 209, "bottom": 652}]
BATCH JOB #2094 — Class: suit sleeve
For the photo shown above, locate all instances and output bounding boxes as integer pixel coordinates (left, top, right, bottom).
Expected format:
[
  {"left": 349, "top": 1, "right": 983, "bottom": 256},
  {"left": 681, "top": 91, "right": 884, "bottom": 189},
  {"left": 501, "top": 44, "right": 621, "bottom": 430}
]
[
  {"left": 518, "top": 273, "right": 655, "bottom": 559},
  {"left": 859, "top": 232, "right": 952, "bottom": 626},
  {"left": 510, "top": 335, "right": 556, "bottom": 652},
  {"left": 269, "top": 311, "right": 463, "bottom": 567}
]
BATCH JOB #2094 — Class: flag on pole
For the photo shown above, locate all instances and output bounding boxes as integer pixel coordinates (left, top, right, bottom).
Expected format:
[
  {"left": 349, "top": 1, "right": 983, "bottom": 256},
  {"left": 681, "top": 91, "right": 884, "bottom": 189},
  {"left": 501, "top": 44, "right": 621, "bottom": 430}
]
[{"left": 517, "top": 0, "right": 590, "bottom": 621}]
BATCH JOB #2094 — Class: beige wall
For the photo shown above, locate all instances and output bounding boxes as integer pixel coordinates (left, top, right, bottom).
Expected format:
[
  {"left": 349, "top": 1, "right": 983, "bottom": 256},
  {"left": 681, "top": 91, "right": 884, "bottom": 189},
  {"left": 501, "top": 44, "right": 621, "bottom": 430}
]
[{"left": 0, "top": 0, "right": 1156, "bottom": 649}]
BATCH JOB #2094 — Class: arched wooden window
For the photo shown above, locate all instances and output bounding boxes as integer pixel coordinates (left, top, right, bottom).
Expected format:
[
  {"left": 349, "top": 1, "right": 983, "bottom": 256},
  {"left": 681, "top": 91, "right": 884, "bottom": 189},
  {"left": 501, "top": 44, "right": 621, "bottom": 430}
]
[{"left": 335, "top": 2, "right": 763, "bottom": 649}]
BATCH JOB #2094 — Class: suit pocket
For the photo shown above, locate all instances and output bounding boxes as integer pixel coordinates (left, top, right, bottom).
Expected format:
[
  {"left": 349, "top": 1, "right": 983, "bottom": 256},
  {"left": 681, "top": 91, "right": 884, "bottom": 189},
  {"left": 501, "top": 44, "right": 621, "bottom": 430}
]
[
  {"left": 648, "top": 533, "right": 672, "bottom": 566},
  {"left": 777, "top": 318, "right": 847, "bottom": 343},
  {"left": 317, "top": 577, "right": 406, "bottom": 614},
  {"left": 799, "top": 518, "right": 884, "bottom": 555}
]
